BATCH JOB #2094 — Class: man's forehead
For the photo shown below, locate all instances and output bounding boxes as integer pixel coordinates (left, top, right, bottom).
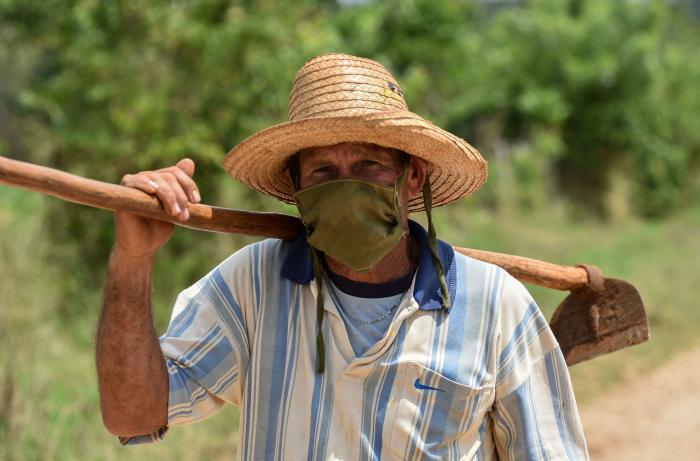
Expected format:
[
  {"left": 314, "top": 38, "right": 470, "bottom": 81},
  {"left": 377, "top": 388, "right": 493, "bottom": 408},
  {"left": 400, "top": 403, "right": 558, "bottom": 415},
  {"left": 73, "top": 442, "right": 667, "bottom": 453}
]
[{"left": 299, "top": 142, "right": 405, "bottom": 163}]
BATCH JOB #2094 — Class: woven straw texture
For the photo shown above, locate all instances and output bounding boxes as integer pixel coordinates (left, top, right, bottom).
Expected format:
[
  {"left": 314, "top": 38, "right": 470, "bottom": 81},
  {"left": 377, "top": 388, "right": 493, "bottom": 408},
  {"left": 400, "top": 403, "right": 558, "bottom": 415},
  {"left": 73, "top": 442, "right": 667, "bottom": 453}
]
[{"left": 224, "top": 54, "right": 488, "bottom": 212}]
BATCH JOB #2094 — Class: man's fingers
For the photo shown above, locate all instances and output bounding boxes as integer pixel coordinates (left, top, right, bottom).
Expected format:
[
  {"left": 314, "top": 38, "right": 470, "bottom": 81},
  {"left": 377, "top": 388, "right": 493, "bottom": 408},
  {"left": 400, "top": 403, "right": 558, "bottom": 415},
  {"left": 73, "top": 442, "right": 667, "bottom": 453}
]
[
  {"left": 167, "top": 165, "right": 201, "bottom": 203},
  {"left": 145, "top": 174, "right": 183, "bottom": 218},
  {"left": 121, "top": 172, "right": 159, "bottom": 194},
  {"left": 120, "top": 159, "right": 200, "bottom": 218},
  {"left": 122, "top": 172, "right": 180, "bottom": 216},
  {"left": 175, "top": 158, "right": 195, "bottom": 178},
  {"left": 161, "top": 173, "right": 191, "bottom": 220}
]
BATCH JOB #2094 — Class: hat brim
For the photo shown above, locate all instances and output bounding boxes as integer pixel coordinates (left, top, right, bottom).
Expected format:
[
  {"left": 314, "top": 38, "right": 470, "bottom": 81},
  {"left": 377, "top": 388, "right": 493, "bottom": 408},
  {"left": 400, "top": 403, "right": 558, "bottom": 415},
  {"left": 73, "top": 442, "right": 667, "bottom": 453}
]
[{"left": 223, "top": 110, "right": 488, "bottom": 212}]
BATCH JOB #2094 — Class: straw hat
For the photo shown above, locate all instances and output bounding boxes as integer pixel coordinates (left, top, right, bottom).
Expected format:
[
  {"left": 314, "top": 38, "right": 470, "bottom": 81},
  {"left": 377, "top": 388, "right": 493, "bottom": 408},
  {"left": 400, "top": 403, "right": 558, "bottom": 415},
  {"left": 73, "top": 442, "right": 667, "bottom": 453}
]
[{"left": 223, "top": 53, "right": 488, "bottom": 212}]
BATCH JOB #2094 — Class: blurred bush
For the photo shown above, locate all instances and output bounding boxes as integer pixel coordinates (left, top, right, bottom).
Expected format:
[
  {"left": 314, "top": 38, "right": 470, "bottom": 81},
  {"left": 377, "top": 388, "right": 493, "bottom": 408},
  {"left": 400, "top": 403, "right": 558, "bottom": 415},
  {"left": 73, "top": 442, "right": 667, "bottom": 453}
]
[{"left": 1, "top": 0, "right": 699, "bottom": 317}]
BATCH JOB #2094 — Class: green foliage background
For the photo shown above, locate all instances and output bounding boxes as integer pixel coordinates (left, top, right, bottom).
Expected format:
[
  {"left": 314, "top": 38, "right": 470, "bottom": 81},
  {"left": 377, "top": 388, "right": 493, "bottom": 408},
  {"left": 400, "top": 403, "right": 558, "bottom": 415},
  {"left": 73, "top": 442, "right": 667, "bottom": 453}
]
[{"left": 1, "top": 0, "right": 699, "bottom": 459}]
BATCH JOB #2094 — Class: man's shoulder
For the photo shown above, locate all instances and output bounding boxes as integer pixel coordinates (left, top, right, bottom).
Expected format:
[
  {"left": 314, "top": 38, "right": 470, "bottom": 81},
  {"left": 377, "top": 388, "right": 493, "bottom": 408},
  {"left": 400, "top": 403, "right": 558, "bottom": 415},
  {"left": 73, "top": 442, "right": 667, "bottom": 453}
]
[
  {"left": 214, "top": 237, "right": 290, "bottom": 278},
  {"left": 452, "top": 249, "right": 507, "bottom": 284},
  {"left": 452, "top": 250, "right": 534, "bottom": 307}
]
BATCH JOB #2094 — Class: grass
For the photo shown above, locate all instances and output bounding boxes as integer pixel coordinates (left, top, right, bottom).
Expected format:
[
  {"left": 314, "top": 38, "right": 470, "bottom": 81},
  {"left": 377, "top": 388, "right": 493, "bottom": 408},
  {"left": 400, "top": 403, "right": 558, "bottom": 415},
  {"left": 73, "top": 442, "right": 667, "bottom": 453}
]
[{"left": 1, "top": 186, "right": 698, "bottom": 459}]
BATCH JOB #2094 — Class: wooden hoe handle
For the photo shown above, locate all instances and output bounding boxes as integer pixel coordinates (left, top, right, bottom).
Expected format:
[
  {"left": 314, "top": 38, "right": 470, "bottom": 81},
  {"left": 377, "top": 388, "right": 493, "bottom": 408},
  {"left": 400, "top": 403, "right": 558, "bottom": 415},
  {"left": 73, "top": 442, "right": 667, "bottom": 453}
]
[
  {"left": 0, "top": 155, "right": 589, "bottom": 291},
  {"left": 0, "top": 155, "right": 303, "bottom": 240},
  {"left": 453, "top": 247, "right": 587, "bottom": 291}
]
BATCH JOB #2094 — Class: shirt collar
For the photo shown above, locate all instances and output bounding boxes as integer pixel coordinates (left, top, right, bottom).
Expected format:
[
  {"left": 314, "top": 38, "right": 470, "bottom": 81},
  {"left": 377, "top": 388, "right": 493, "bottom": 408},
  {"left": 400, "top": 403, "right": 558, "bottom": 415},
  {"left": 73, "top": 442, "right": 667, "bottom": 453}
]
[{"left": 280, "top": 220, "right": 456, "bottom": 310}]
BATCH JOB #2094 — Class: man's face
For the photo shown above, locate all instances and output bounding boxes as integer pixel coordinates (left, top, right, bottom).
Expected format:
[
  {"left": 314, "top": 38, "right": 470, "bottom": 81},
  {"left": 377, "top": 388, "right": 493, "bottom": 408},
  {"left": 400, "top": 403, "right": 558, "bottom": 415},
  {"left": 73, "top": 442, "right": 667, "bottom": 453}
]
[
  {"left": 297, "top": 142, "right": 407, "bottom": 190},
  {"left": 295, "top": 142, "right": 427, "bottom": 218},
  {"left": 299, "top": 142, "right": 405, "bottom": 189}
]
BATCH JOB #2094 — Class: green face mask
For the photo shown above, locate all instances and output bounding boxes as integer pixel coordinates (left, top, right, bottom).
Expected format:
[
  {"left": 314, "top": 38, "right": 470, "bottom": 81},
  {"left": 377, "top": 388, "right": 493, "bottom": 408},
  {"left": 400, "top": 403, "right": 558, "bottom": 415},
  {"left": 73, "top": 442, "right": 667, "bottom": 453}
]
[{"left": 293, "top": 176, "right": 407, "bottom": 272}]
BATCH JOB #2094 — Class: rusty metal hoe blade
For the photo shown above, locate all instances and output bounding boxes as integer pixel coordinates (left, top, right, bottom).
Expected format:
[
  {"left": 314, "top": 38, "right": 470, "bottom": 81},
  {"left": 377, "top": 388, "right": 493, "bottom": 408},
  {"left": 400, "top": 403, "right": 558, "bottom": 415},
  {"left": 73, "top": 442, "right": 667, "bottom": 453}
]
[{"left": 549, "top": 264, "right": 650, "bottom": 366}]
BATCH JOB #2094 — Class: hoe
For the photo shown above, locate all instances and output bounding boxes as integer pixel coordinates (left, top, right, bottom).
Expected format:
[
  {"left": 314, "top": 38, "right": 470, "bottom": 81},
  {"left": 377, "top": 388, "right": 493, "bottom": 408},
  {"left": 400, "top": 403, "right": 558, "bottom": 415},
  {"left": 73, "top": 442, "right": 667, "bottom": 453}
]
[{"left": 0, "top": 155, "right": 649, "bottom": 366}]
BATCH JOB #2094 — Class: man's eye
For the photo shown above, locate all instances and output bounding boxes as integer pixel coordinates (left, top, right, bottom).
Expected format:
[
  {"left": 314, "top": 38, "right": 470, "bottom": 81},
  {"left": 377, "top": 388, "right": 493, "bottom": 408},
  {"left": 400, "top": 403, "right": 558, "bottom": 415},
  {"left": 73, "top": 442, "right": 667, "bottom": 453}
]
[
  {"left": 360, "top": 160, "right": 379, "bottom": 167},
  {"left": 312, "top": 166, "right": 332, "bottom": 174}
]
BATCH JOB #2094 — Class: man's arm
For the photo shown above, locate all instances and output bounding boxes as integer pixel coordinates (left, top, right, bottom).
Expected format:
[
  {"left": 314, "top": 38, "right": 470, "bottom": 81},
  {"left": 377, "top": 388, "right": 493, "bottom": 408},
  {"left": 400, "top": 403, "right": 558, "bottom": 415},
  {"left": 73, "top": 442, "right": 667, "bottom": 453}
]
[
  {"left": 491, "top": 347, "right": 589, "bottom": 460},
  {"left": 490, "top": 271, "right": 589, "bottom": 460},
  {"left": 97, "top": 249, "right": 168, "bottom": 436},
  {"left": 96, "top": 158, "right": 201, "bottom": 437}
]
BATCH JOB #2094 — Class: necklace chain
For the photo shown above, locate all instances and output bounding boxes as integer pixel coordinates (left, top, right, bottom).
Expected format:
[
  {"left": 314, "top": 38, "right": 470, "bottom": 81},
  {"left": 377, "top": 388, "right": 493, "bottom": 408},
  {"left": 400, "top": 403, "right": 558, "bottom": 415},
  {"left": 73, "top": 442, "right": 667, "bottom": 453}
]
[{"left": 326, "top": 275, "right": 403, "bottom": 325}]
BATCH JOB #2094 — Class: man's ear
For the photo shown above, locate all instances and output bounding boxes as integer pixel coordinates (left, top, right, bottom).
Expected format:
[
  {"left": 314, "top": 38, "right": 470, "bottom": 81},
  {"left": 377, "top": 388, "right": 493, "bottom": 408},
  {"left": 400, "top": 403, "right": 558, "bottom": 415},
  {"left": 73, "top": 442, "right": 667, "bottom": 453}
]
[
  {"left": 287, "top": 153, "right": 301, "bottom": 191},
  {"left": 405, "top": 156, "right": 428, "bottom": 200}
]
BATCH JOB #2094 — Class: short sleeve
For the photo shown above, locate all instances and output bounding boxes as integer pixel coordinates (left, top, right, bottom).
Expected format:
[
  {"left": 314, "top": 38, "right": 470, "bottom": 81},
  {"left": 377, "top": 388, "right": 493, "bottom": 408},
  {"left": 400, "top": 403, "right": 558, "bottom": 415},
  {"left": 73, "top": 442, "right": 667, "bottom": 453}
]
[
  {"left": 491, "top": 273, "right": 589, "bottom": 460},
  {"left": 120, "top": 245, "right": 257, "bottom": 446}
]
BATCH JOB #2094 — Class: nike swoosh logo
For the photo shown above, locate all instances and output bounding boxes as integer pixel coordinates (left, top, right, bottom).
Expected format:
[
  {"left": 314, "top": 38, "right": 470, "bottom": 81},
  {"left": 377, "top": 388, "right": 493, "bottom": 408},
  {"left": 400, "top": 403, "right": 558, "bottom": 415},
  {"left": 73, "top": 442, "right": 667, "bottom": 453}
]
[{"left": 414, "top": 378, "right": 444, "bottom": 392}]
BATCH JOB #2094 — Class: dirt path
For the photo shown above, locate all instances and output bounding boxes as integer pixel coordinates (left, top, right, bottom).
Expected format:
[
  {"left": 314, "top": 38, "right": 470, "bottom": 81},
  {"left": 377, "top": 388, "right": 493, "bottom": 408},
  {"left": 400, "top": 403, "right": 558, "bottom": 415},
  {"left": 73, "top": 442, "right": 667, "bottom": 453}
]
[{"left": 579, "top": 345, "right": 700, "bottom": 461}]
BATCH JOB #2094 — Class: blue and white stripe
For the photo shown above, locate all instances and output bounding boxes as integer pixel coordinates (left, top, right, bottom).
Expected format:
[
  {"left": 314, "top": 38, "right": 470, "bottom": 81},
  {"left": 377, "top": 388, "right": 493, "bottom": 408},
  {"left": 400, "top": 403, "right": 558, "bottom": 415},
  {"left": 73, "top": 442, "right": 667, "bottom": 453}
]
[{"left": 123, "top": 221, "right": 589, "bottom": 460}]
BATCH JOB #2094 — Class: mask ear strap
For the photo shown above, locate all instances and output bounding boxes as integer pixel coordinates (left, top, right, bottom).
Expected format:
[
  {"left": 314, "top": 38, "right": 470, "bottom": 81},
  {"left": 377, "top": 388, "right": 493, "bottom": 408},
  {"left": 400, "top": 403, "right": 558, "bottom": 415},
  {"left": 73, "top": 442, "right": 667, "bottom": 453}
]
[
  {"left": 422, "top": 176, "right": 451, "bottom": 310},
  {"left": 311, "top": 249, "right": 326, "bottom": 373},
  {"left": 393, "top": 159, "right": 411, "bottom": 218}
]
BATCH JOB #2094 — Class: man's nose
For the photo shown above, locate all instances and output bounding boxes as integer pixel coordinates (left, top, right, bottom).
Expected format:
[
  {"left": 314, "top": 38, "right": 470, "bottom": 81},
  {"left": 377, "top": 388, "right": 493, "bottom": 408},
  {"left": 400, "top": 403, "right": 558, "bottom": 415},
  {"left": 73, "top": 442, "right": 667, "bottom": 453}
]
[{"left": 335, "top": 164, "right": 355, "bottom": 179}]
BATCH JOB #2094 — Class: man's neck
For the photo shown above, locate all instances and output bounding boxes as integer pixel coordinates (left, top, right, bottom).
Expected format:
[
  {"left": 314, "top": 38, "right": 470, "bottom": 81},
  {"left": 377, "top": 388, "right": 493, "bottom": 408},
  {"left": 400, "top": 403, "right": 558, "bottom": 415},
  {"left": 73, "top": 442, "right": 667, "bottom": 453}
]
[{"left": 325, "top": 233, "right": 419, "bottom": 284}]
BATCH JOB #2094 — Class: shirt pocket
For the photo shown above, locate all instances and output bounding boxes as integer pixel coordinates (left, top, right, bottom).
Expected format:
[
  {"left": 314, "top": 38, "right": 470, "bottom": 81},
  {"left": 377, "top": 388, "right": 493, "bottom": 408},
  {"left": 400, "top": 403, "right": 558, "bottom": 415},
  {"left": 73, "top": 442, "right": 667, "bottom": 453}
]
[{"left": 388, "top": 361, "right": 494, "bottom": 458}]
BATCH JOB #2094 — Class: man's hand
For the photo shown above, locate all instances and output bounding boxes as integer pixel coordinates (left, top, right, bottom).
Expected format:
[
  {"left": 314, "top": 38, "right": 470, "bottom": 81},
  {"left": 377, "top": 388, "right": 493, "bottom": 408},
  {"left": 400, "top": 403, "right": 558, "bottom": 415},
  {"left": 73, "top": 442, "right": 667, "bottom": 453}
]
[{"left": 115, "top": 158, "right": 201, "bottom": 259}]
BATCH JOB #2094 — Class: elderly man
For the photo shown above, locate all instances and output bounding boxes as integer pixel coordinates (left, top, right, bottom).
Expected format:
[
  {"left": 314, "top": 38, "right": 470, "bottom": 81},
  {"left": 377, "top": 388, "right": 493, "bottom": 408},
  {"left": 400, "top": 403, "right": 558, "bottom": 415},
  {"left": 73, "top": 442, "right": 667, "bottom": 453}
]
[{"left": 97, "top": 54, "right": 589, "bottom": 459}]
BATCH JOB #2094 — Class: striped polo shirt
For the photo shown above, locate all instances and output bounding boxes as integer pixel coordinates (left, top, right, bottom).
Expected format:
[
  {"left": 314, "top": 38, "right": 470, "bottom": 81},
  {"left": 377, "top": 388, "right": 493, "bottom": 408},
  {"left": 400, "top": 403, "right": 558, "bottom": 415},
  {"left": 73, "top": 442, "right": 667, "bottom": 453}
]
[{"left": 124, "top": 221, "right": 589, "bottom": 460}]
